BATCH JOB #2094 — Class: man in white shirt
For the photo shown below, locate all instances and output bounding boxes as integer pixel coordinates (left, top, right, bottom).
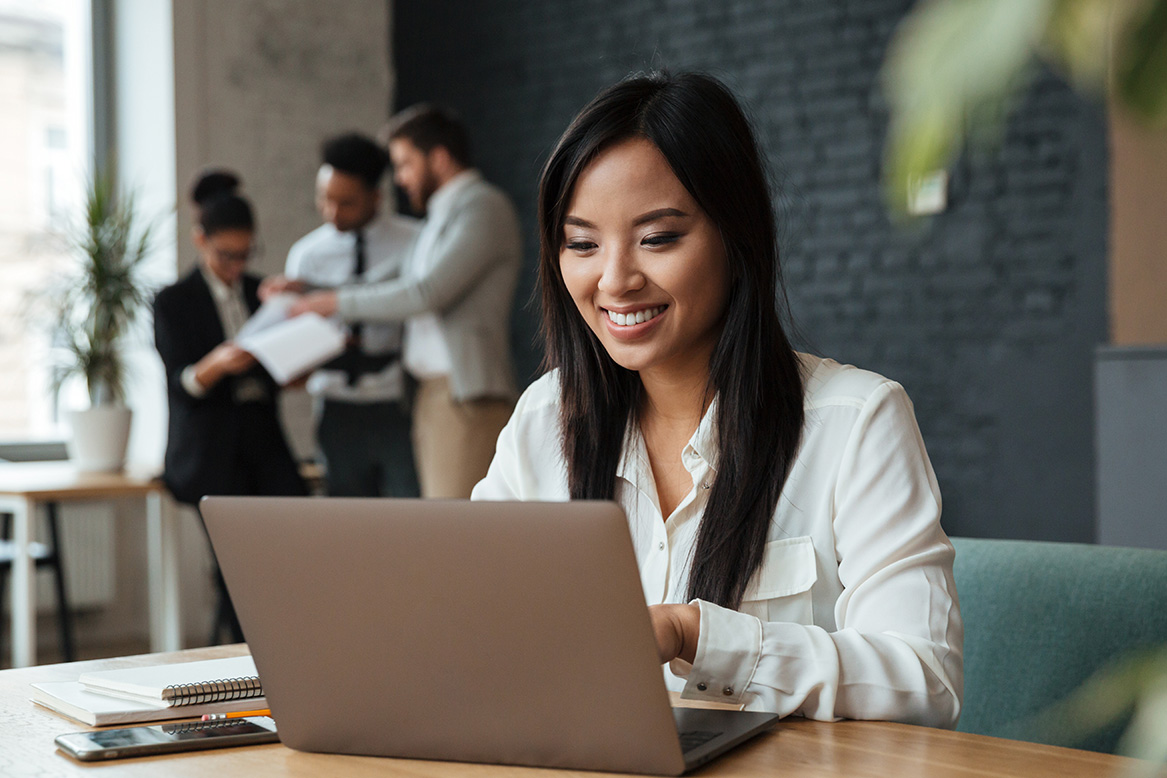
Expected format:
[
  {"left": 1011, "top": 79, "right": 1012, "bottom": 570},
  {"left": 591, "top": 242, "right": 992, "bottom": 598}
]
[
  {"left": 291, "top": 107, "right": 520, "bottom": 499},
  {"left": 267, "top": 133, "right": 421, "bottom": 496}
]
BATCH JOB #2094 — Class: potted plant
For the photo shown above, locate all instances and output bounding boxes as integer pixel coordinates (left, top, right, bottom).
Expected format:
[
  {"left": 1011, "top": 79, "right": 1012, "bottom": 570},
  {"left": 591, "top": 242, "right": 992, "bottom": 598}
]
[{"left": 48, "top": 165, "right": 155, "bottom": 471}]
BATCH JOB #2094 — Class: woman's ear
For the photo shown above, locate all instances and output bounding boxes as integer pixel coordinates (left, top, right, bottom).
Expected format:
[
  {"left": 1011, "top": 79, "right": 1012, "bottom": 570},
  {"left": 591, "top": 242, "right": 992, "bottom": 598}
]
[{"left": 192, "top": 226, "right": 207, "bottom": 250}]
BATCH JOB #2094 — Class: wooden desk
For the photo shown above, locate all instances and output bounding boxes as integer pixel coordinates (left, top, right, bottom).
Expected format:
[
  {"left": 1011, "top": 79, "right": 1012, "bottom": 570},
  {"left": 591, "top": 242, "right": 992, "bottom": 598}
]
[
  {"left": 0, "top": 645, "right": 1146, "bottom": 777},
  {"left": 0, "top": 462, "right": 179, "bottom": 667}
]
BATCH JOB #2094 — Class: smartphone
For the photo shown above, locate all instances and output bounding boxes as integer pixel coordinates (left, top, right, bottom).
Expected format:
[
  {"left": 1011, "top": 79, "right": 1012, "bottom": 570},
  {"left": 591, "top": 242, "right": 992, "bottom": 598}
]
[{"left": 55, "top": 716, "right": 279, "bottom": 762}]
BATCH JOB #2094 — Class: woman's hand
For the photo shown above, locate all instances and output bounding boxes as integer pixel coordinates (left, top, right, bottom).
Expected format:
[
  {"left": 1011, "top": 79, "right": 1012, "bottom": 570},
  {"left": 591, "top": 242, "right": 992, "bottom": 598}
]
[
  {"left": 648, "top": 603, "right": 701, "bottom": 664},
  {"left": 193, "top": 343, "right": 256, "bottom": 389}
]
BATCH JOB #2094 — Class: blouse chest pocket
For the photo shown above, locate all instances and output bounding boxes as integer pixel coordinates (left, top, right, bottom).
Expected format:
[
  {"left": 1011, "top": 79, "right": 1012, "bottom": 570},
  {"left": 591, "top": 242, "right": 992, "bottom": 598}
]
[{"left": 738, "top": 536, "right": 818, "bottom": 625}]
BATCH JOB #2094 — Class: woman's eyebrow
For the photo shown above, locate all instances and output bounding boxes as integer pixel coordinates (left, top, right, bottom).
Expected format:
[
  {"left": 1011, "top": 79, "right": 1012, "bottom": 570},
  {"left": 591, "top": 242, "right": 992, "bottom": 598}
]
[
  {"left": 564, "top": 208, "right": 689, "bottom": 230},
  {"left": 633, "top": 207, "right": 688, "bottom": 226}
]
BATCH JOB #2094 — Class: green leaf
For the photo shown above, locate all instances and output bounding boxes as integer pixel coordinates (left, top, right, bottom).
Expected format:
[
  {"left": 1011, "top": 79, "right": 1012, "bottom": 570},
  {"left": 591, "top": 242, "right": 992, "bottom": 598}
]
[
  {"left": 884, "top": 103, "right": 959, "bottom": 213},
  {"left": 882, "top": 0, "right": 1055, "bottom": 213},
  {"left": 1116, "top": 0, "right": 1167, "bottom": 125},
  {"left": 1117, "top": 674, "right": 1167, "bottom": 770},
  {"left": 1031, "top": 646, "right": 1167, "bottom": 765},
  {"left": 1042, "top": 0, "right": 1114, "bottom": 92},
  {"left": 47, "top": 161, "right": 158, "bottom": 406}
]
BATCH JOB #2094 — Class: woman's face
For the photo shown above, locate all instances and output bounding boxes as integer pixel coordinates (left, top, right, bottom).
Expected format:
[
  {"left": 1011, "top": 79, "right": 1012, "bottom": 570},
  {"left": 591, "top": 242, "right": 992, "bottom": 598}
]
[
  {"left": 559, "top": 137, "right": 731, "bottom": 382},
  {"left": 195, "top": 227, "right": 253, "bottom": 286}
]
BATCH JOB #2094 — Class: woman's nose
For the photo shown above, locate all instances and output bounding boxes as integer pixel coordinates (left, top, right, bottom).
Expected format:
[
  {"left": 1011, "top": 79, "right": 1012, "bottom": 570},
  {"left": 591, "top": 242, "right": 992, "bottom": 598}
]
[{"left": 596, "top": 244, "right": 645, "bottom": 297}]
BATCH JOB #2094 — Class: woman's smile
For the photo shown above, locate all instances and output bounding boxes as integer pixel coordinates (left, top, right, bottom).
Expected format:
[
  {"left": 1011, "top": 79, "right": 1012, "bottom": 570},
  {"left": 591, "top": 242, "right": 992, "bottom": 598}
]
[{"left": 604, "top": 304, "right": 667, "bottom": 328}]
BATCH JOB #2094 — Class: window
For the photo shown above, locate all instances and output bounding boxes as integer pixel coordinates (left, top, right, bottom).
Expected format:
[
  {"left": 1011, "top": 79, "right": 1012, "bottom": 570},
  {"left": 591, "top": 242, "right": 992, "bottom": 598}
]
[{"left": 0, "top": 0, "right": 92, "bottom": 441}]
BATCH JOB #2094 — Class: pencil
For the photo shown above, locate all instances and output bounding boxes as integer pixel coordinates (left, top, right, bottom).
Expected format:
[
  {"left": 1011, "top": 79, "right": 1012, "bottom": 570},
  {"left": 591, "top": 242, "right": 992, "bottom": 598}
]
[{"left": 201, "top": 709, "right": 272, "bottom": 721}]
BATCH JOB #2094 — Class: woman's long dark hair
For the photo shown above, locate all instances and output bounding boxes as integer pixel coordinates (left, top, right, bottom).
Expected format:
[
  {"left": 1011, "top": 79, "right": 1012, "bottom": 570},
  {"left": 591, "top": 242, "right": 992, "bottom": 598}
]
[{"left": 537, "top": 72, "right": 805, "bottom": 609}]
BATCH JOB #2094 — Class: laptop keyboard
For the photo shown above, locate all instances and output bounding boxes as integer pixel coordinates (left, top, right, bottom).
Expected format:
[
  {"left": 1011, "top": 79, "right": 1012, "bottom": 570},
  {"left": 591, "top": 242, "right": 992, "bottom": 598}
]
[{"left": 678, "top": 730, "right": 722, "bottom": 753}]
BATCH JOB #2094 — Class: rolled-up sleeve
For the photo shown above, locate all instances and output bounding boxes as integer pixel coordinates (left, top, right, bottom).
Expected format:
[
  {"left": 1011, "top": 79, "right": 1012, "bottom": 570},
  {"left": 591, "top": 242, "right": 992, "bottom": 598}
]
[{"left": 677, "top": 381, "right": 963, "bottom": 728}]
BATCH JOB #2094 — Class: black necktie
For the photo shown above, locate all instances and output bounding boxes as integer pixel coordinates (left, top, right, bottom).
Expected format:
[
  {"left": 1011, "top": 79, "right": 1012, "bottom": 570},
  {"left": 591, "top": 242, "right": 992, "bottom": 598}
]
[{"left": 344, "top": 231, "right": 366, "bottom": 385}]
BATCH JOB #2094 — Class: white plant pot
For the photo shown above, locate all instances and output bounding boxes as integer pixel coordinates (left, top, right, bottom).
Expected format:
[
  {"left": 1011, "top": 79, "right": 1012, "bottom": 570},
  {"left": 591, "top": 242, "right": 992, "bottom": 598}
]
[{"left": 65, "top": 405, "right": 133, "bottom": 472}]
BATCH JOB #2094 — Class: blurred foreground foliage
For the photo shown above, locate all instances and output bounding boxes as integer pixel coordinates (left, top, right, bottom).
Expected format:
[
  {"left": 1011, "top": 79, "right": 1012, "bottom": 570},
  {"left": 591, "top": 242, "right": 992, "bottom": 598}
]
[
  {"left": 882, "top": 0, "right": 1167, "bottom": 214},
  {"left": 883, "top": 5, "right": 1167, "bottom": 770}
]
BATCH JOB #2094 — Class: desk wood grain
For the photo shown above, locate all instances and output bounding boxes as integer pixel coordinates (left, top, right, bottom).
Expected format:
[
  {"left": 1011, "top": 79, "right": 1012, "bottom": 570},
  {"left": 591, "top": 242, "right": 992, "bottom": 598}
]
[
  {"left": 0, "top": 461, "right": 161, "bottom": 501},
  {"left": 0, "top": 646, "right": 1149, "bottom": 777}
]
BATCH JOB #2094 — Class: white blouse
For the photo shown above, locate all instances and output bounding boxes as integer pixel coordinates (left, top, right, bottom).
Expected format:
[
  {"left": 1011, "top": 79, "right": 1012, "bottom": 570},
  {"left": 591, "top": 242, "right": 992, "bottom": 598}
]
[{"left": 471, "top": 354, "right": 962, "bottom": 728}]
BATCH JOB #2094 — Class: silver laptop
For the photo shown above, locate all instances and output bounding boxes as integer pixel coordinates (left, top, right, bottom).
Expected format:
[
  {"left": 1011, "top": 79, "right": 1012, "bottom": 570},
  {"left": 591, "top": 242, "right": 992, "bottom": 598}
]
[{"left": 199, "top": 497, "right": 778, "bottom": 775}]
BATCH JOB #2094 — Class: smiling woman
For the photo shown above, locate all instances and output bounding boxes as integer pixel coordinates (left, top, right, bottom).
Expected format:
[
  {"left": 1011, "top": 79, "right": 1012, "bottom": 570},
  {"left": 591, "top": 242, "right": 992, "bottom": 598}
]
[
  {"left": 472, "top": 71, "right": 963, "bottom": 728},
  {"left": 559, "top": 138, "right": 731, "bottom": 395}
]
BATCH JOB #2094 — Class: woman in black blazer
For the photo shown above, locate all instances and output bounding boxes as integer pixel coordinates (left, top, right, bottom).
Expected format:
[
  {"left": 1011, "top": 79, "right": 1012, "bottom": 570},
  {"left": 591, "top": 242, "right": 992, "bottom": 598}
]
[{"left": 154, "top": 176, "right": 306, "bottom": 640}]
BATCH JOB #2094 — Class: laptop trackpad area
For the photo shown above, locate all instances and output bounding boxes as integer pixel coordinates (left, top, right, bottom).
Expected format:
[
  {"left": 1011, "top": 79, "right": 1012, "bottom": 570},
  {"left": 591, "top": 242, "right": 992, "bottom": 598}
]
[{"left": 672, "top": 707, "right": 779, "bottom": 772}]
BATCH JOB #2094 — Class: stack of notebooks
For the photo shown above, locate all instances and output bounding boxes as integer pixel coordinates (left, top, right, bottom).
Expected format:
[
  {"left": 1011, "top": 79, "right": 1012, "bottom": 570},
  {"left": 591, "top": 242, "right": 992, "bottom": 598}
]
[{"left": 30, "top": 656, "right": 267, "bottom": 726}]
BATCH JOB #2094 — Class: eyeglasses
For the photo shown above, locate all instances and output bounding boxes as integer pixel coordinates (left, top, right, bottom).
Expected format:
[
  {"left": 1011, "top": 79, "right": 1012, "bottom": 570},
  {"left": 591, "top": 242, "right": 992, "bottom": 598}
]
[{"left": 209, "top": 239, "right": 264, "bottom": 264}]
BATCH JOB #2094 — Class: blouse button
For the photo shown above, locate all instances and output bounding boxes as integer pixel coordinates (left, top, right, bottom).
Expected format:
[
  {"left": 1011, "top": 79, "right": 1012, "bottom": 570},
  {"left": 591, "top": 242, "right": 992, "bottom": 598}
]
[
  {"left": 696, "top": 682, "right": 707, "bottom": 692},
  {"left": 658, "top": 541, "right": 665, "bottom": 550},
  {"left": 722, "top": 686, "right": 734, "bottom": 696}
]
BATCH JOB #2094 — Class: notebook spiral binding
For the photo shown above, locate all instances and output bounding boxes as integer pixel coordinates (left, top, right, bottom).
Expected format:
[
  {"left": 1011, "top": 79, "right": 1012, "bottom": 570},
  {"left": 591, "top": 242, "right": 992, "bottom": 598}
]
[
  {"left": 162, "top": 675, "right": 264, "bottom": 706},
  {"left": 162, "top": 719, "right": 254, "bottom": 735}
]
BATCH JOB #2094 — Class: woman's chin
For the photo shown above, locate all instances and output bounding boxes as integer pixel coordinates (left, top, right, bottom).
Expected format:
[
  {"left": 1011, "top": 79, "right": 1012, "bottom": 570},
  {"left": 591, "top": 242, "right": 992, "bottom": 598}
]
[{"left": 599, "top": 344, "right": 654, "bottom": 374}]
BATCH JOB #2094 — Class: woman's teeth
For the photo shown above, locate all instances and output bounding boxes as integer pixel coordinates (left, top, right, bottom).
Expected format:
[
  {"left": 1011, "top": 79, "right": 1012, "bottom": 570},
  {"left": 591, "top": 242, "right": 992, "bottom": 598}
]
[{"left": 606, "top": 306, "right": 665, "bottom": 326}]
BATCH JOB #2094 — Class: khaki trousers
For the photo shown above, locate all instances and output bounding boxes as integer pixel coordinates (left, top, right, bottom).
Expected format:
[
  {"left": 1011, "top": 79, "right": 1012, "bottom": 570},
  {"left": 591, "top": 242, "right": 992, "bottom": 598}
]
[{"left": 412, "top": 377, "right": 514, "bottom": 499}]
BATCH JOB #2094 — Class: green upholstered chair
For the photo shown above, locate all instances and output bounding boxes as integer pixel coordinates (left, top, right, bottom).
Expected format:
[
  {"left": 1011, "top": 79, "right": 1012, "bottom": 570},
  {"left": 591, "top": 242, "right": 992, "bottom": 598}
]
[{"left": 951, "top": 537, "right": 1167, "bottom": 753}]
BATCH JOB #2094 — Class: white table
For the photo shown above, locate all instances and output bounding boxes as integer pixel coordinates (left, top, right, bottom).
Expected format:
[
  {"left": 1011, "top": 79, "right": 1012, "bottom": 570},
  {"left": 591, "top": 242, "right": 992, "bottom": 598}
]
[{"left": 0, "top": 462, "right": 180, "bottom": 667}]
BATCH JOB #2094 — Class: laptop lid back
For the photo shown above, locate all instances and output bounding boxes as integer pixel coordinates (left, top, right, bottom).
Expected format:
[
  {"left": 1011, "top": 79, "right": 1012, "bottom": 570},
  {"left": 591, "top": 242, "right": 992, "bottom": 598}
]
[{"left": 200, "top": 497, "right": 688, "bottom": 775}]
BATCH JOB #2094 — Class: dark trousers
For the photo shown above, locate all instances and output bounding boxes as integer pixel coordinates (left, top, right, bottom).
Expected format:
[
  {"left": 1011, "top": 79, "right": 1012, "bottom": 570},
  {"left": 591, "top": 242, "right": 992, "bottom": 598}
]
[
  {"left": 218, "top": 404, "right": 308, "bottom": 497},
  {"left": 317, "top": 400, "right": 419, "bottom": 498},
  {"left": 194, "top": 403, "right": 308, "bottom": 644}
]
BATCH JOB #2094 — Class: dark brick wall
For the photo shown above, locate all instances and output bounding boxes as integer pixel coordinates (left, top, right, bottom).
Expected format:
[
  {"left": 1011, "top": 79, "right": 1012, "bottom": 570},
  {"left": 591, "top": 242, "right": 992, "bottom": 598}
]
[{"left": 394, "top": 0, "right": 1109, "bottom": 542}]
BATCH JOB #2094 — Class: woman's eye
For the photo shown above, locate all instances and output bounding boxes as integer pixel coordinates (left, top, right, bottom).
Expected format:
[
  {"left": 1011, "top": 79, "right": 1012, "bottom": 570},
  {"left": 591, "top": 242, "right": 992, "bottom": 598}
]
[
  {"left": 642, "top": 232, "right": 680, "bottom": 247},
  {"left": 564, "top": 240, "right": 597, "bottom": 252}
]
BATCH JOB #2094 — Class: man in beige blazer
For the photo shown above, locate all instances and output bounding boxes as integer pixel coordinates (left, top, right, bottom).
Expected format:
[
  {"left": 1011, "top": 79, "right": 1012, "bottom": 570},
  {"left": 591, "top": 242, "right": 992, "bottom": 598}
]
[{"left": 292, "top": 105, "right": 520, "bottom": 498}]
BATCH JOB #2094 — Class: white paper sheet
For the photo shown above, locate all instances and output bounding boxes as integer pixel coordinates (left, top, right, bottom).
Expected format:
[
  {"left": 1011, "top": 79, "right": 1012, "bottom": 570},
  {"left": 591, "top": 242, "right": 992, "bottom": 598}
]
[
  {"left": 235, "top": 293, "right": 298, "bottom": 340},
  {"left": 236, "top": 312, "right": 346, "bottom": 385}
]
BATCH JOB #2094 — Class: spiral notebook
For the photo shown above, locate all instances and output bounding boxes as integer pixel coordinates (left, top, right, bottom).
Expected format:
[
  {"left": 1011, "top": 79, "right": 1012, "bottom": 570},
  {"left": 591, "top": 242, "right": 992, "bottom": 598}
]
[
  {"left": 78, "top": 656, "right": 263, "bottom": 707},
  {"left": 31, "top": 680, "right": 269, "bottom": 726}
]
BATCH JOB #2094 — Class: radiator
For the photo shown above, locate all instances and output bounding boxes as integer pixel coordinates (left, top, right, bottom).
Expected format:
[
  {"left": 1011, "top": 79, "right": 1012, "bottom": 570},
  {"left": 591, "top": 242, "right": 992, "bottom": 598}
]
[{"left": 33, "top": 501, "right": 117, "bottom": 611}]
